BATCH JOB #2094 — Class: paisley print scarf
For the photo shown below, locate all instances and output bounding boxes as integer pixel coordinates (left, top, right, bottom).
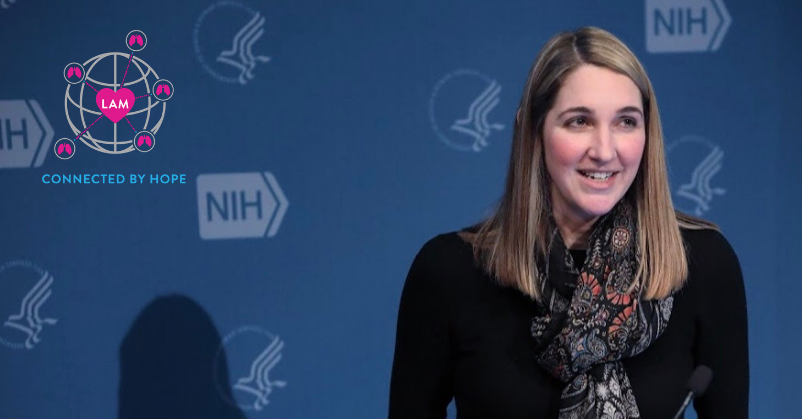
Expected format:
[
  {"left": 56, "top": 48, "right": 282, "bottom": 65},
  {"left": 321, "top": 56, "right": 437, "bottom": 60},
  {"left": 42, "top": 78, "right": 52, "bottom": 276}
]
[{"left": 531, "top": 200, "right": 674, "bottom": 419}]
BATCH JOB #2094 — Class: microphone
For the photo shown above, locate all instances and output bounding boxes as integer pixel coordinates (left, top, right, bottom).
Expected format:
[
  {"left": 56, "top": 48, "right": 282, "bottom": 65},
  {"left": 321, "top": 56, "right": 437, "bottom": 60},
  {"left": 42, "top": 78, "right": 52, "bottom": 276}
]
[{"left": 672, "top": 365, "right": 713, "bottom": 419}]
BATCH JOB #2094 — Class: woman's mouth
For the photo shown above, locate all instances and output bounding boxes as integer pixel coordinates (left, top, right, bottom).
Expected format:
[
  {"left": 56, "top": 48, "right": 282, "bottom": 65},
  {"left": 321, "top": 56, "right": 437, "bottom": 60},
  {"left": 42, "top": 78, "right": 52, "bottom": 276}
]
[{"left": 578, "top": 170, "right": 617, "bottom": 182}]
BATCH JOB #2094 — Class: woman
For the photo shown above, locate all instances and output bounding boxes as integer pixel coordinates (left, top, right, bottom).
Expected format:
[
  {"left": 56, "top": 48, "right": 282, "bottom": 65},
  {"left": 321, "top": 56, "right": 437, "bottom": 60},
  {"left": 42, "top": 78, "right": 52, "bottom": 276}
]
[{"left": 389, "top": 27, "right": 748, "bottom": 418}]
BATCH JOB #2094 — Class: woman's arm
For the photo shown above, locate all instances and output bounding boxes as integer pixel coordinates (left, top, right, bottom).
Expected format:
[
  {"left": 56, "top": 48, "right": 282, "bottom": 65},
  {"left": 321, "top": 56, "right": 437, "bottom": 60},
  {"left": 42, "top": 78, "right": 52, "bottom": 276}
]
[
  {"left": 389, "top": 238, "right": 454, "bottom": 419},
  {"left": 693, "top": 230, "right": 750, "bottom": 418}
]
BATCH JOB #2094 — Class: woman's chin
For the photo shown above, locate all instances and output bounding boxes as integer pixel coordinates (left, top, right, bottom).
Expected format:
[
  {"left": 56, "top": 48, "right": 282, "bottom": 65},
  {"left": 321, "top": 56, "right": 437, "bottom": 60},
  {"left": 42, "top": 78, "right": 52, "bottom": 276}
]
[{"left": 574, "top": 198, "right": 622, "bottom": 219}]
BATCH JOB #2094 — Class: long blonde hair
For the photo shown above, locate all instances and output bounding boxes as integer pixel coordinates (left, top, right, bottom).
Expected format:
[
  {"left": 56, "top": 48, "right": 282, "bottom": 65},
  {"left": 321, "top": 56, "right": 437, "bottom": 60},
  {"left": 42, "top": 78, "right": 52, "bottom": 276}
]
[{"left": 460, "top": 27, "right": 715, "bottom": 301}]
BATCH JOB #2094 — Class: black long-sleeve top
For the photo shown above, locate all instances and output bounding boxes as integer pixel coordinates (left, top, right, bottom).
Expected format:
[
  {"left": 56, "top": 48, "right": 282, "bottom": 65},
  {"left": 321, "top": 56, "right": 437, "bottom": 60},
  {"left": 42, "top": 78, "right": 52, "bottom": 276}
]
[{"left": 389, "top": 228, "right": 749, "bottom": 418}]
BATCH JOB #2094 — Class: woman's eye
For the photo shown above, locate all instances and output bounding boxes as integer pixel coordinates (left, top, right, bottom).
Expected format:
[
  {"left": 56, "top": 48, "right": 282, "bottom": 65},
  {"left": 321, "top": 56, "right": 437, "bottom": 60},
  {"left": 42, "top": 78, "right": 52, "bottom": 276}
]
[
  {"left": 568, "top": 117, "right": 588, "bottom": 127},
  {"left": 621, "top": 117, "right": 638, "bottom": 127}
]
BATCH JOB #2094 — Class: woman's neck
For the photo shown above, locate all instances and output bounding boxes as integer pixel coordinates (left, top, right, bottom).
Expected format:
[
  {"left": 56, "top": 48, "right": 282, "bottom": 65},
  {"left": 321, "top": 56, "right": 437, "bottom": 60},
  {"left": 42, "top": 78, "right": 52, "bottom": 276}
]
[{"left": 554, "top": 211, "right": 598, "bottom": 250}]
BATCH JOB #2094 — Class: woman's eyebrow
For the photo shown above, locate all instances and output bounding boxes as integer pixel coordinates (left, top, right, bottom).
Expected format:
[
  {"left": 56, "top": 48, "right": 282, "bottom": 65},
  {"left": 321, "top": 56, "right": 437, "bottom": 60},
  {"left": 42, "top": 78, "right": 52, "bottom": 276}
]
[
  {"left": 617, "top": 106, "right": 644, "bottom": 117},
  {"left": 557, "top": 106, "right": 643, "bottom": 118},
  {"left": 557, "top": 106, "right": 593, "bottom": 118}
]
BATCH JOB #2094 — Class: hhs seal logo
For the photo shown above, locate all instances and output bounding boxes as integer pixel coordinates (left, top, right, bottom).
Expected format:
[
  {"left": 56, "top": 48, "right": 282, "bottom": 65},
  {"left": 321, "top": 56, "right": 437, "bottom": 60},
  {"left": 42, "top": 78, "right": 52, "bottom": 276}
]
[
  {"left": 429, "top": 69, "right": 505, "bottom": 152},
  {"left": 0, "top": 260, "right": 58, "bottom": 350},
  {"left": 215, "top": 326, "right": 287, "bottom": 411},
  {"left": 194, "top": 1, "right": 272, "bottom": 85},
  {"left": 667, "top": 135, "right": 726, "bottom": 216}
]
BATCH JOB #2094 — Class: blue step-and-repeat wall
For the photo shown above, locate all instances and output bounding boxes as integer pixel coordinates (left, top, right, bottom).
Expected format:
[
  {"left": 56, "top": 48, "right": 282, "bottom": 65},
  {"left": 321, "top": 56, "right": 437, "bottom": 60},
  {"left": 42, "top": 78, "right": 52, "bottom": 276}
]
[{"left": 0, "top": 0, "right": 800, "bottom": 418}]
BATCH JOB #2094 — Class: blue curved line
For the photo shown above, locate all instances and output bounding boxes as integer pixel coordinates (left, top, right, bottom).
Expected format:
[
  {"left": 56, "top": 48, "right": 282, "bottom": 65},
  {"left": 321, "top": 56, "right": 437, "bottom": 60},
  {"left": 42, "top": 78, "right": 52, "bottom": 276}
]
[
  {"left": 235, "top": 18, "right": 265, "bottom": 83},
  {"left": 7, "top": 272, "right": 48, "bottom": 323},
  {"left": 237, "top": 17, "right": 264, "bottom": 69},
  {"left": 692, "top": 152, "right": 717, "bottom": 199},
  {"left": 453, "top": 81, "right": 495, "bottom": 126},
  {"left": 25, "top": 278, "right": 52, "bottom": 329},
  {"left": 27, "top": 289, "right": 53, "bottom": 344},
  {"left": 700, "top": 158, "right": 723, "bottom": 200},
  {"left": 697, "top": 149, "right": 723, "bottom": 199},
  {"left": 256, "top": 339, "right": 282, "bottom": 389},
  {"left": 477, "top": 87, "right": 500, "bottom": 131},
  {"left": 220, "top": 12, "right": 260, "bottom": 58},
  {"left": 478, "top": 94, "right": 501, "bottom": 136},
  {"left": 237, "top": 352, "right": 265, "bottom": 387},
  {"left": 477, "top": 82, "right": 501, "bottom": 136},
  {"left": 243, "top": 28, "right": 266, "bottom": 80},
  {"left": 450, "top": 125, "right": 485, "bottom": 144},
  {"left": 216, "top": 56, "right": 248, "bottom": 73},
  {"left": 679, "top": 155, "right": 708, "bottom": 197},
  {"left": 32, "top": 288, "right": 57, "bottom": 327},
  {"left": 676, "top": 189, "right": 709, "bottom": 213},
  {"left": 246, "top": 27, "right": 270, "bottom": 65},
  {"left": 472, "top": 85, "right": 496, "bottom": 135}
]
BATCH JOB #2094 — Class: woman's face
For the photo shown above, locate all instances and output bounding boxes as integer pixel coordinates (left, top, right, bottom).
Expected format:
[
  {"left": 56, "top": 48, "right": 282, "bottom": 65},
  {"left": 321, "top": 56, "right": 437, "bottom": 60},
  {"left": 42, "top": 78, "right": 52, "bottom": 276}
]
[{"left": 542, "top": 64, "right": 646, "bottom": 225}]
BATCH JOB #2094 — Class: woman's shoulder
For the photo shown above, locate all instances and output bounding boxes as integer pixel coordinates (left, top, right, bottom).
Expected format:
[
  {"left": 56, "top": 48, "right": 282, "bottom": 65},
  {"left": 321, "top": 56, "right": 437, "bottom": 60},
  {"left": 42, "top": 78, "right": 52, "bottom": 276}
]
[
  {"left": 413, "top": 230, "right": 477, "bottom": 269},
  {"left": 401, "top": 231, "right": 483, "bottom": 301},
  {"left": 679, "top": 226, "right": 739, "bottom": 266},
  {"left": 678, "top": 226, "right": 744, "bottom": 294}
]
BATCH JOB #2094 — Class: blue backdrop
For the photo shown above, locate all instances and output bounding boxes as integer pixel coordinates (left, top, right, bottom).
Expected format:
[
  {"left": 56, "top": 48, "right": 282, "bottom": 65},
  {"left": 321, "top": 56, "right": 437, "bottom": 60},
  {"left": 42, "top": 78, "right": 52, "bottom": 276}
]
[{"left": 0, "top": 0, "right": 799, "bottom": 418}]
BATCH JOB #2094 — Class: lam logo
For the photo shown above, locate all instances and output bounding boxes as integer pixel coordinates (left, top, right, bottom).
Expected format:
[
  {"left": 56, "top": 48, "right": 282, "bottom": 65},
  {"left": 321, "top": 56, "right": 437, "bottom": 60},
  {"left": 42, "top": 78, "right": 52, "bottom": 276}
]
[
  {"left": 0, "top": 260, "right": 58, "bottom": 350},
  {"left": 0, "top": 100, "right": 54, "bottom": 169},
  {"left": 214, "top": 326, "right": 287, "bottom": 411},
  {"left": 646, "top": 0, "right": 732, "bottom": 53},
  {"left": 667, "top": 135, "right": 726, "bottom": 216},
  {"left": 60, "top": 30, "right": 173, "bottom": 159},
  {"left": 197, "top": 172, "right": 289, "bottom": 240},
  {"left": 194, "top": 1, "right": 272, "bottom": 85},
  {"left": 429, "top": 69, "right": 505, "bottom": 152}
]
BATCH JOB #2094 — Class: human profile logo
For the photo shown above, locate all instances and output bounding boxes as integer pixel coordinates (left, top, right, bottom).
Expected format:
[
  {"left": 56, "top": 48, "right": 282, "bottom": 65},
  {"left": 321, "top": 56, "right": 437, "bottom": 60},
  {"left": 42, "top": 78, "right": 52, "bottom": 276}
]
[
  {"left": 60, "top": 30, "right": 174, "bottom": 159},
  {"left": 194, "top": 1, "right": 272, "bottom": 85},
  {"left": 214, "top": 326, "right": 287, "bottom": 411},
  {"left": 0, "top": 260, "right": 58, "bottom": 350},
  {"left": 667, "top": 135, "right": 726, "bottom": 216},
  {"left": 429, "top": 69, "right": 505, "bottom": 152}
]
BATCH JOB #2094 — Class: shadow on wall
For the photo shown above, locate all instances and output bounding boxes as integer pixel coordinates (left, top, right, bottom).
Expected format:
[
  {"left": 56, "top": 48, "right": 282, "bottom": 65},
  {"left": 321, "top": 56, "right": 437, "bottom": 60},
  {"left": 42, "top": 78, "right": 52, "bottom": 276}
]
[{"left": 118, "top": 294, "right": 247, "bottom": 419}]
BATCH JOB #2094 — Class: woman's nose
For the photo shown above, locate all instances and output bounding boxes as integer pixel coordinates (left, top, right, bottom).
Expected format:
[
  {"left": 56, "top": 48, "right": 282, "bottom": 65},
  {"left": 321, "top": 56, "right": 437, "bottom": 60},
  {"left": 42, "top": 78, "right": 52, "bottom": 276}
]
[{"left": 587, "top": 128, "right": 616, "bottom": 162}]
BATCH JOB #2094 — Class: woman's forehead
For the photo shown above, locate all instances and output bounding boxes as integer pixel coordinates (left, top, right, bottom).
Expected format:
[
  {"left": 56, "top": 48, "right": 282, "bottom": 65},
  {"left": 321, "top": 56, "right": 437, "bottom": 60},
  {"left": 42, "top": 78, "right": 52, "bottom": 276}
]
[{"left": 552, "top": 65, "right": 642, "bottom": 113}]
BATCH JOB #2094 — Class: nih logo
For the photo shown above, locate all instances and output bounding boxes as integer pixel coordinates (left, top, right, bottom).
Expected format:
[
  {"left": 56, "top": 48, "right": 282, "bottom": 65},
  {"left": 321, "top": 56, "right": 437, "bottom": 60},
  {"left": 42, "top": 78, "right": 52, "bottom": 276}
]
[
  {"left": 197, "top": 172, "right": 288, "bottom": 240},
  {"left": 0, "top": 100, "right": 54, "bottom": 169},
  {"left": 646, "top": 0, "right": 732, "bottom": 53}
]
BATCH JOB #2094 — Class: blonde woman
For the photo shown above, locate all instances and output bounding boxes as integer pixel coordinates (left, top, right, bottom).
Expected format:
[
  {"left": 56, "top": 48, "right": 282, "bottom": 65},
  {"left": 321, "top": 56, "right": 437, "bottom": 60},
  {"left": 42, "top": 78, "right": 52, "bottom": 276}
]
[{"left": 389, "top": 27, "right": 748, "bottom": 418}]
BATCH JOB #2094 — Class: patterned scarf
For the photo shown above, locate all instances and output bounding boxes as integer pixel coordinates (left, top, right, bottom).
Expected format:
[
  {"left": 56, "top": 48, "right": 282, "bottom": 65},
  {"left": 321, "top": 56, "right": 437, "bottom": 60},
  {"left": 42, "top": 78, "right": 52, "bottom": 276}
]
[{"left": 531, "top": 200, "right": 674, "bottom": 419}]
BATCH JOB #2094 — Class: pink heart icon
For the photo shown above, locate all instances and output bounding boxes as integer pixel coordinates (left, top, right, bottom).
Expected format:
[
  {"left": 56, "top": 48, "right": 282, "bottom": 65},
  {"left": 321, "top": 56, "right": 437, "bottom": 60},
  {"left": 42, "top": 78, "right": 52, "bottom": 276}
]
[{"left": 96, "top": 88, "right": 135, "bottom": 123}]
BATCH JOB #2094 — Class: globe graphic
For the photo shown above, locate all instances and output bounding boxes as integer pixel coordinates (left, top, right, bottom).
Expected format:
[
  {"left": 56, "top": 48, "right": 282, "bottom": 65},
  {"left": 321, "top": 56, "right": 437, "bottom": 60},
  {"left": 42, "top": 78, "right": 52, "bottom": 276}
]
[{"left": 64, "top": 52, "right": 166, "bottom": 154}]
